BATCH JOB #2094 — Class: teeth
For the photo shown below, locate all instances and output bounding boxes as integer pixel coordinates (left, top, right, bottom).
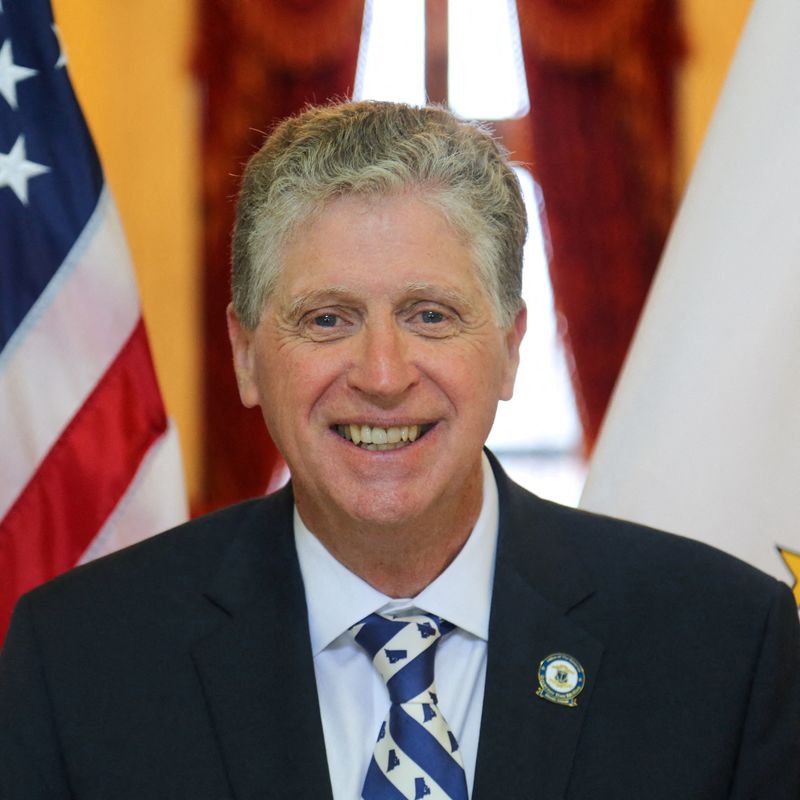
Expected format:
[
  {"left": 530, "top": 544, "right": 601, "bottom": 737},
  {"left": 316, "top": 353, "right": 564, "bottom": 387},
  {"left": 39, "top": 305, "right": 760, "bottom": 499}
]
[{"left": 336, "top": 423, "right": 429, "bottom": 448}]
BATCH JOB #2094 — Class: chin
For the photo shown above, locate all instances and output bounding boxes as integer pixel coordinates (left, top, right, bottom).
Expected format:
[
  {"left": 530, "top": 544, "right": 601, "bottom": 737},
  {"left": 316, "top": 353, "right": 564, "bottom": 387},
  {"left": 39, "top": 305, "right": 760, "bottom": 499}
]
[
  {"left": 334, "top": 483, "right": 431, "bottom": 530},
  {"left": 354, "top": 498, "right": 421, "bottom": 529}
]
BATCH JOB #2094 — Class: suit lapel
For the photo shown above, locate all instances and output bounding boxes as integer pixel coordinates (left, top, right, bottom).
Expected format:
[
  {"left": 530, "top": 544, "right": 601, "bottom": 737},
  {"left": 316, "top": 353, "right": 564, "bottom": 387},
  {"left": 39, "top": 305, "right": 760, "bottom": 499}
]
[
  {"left": 473, "top": 456, "right": 604, "bottom": 800},
  {"left": 190, "top": 486, "right": 333, "bottom": 800}
]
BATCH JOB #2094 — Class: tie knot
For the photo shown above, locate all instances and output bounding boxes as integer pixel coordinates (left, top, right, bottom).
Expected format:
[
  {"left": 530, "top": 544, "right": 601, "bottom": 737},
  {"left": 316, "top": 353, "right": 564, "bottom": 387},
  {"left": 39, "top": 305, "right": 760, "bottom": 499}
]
[{"left": 350, "top": 612, "right": 453, "bottom": 704}]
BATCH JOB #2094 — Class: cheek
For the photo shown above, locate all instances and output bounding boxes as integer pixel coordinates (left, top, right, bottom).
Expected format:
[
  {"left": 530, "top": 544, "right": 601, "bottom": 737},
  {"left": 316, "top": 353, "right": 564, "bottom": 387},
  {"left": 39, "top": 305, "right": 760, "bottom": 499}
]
[
  {"left": 261, "top": 349, "right": 347, "bottom": 419},
  {"left": 422, "top": 347, "right": 493, "bottom": 406},
  {"left": 450, "top": 340, "right": 506, "bottom": 384}
]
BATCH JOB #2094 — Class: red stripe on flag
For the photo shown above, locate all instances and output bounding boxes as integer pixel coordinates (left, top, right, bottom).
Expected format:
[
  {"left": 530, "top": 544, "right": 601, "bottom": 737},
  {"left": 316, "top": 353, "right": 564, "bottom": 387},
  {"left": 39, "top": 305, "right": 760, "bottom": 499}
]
[{"left": 0, "top": 319, "right": 167, "bottom": 642}]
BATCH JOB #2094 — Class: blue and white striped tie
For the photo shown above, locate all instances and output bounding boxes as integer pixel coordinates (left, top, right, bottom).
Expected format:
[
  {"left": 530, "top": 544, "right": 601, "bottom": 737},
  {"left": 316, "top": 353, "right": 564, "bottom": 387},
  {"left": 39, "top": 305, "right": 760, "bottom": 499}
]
[{"left": 350, "top": 612, "right": 469, "bottom": 800}]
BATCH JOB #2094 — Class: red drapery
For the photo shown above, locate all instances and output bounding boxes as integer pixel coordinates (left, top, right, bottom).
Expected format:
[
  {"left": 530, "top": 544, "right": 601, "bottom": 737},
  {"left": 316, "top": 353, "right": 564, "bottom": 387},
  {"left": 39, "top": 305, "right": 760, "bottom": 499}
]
[
  {"left": 193, "top": 0, "right": 363, "bottom": 512},
  {"left": 518, "top": 0, "right": 685, "bottom": 452}
]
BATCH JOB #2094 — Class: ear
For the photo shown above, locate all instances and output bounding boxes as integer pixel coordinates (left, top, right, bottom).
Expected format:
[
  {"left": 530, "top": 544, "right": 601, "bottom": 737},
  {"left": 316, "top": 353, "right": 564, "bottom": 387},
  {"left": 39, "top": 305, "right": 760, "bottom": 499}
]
[
  {"left": 499, "top": 303, "right": 527, "bottom": 401},
  {"left": 226, "top": 303, "right": 261, "bottom": 408}
]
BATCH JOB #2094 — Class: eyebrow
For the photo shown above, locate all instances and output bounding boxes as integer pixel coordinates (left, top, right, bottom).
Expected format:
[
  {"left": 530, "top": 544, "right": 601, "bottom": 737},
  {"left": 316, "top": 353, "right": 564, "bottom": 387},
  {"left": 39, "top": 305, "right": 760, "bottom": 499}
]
[
  {"left": 285, "top": 286, "right": 353, "bottom": 321},
  {"left": 284, "top": 281, "right": 475, "bottom": 321},
  {"left": 402, "top": 281, "right": 472, "bottom": 308}
]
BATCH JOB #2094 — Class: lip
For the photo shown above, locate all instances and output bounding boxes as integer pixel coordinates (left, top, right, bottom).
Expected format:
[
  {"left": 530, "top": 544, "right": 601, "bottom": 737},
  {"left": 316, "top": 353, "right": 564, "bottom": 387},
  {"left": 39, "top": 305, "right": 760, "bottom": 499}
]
[{"left": 330, "top": 419, "right": 437, "bottom": 428}]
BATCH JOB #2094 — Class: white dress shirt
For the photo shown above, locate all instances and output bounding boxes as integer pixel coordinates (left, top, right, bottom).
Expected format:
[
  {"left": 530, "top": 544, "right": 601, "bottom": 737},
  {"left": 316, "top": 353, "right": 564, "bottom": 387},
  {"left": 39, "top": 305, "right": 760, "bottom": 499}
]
[{"left": 294, "top": 453, "right": 499, "bottom": 799}]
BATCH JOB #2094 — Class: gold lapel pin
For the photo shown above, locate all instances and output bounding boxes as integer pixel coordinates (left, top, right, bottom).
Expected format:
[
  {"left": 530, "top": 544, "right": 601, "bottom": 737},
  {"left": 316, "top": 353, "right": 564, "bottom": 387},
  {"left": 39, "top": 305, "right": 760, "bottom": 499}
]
[{"left": 536, "top": 652, "right": 585, "bottom": 707}]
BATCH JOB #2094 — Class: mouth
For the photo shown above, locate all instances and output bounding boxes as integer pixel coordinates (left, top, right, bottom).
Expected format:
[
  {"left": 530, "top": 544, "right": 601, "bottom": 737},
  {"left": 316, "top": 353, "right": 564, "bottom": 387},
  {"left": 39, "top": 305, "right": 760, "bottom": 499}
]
[{"left": 332, "top": 423, "right": 435, "bottom": 451}]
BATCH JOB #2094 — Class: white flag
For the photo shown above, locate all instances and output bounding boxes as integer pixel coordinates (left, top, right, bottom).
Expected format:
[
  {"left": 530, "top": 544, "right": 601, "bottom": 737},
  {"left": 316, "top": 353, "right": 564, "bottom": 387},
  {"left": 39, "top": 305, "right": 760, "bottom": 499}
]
[{"left": 579, "top": 0, "right": 800, "bottom": 604}]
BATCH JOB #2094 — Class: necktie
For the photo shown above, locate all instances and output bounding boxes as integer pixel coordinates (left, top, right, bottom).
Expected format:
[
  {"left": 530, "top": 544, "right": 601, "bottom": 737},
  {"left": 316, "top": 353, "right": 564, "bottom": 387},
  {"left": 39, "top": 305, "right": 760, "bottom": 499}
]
[{"left": 350, "top": 612, "right": 469, "bottom": 800}]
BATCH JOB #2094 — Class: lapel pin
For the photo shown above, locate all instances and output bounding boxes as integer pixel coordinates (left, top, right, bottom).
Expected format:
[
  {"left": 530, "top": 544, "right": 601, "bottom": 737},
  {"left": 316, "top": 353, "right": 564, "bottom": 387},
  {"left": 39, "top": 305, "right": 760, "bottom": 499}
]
[{"left": 536, "top": 652, "right": 585, "bottom": 707}]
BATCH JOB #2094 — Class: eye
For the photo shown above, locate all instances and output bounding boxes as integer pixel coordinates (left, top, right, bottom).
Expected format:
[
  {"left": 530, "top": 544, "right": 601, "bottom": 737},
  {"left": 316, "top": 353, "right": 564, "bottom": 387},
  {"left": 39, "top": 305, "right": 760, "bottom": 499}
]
[
  {"left": 405, "top": 304, "right": 460, "bottom": 338},
  {"left": 299, "top": 308, "right": 356, "bottom": 341},
  {"left": 313, "top": 313, "right": 339, "bottom": 328}
]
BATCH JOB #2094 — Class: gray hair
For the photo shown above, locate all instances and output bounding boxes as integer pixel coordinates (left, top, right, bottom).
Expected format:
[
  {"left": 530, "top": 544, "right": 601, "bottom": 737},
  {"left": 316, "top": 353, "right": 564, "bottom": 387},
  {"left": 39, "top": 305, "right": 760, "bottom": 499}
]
[{"left": 231, "top": 101, "right": 527, "bottom": 329}]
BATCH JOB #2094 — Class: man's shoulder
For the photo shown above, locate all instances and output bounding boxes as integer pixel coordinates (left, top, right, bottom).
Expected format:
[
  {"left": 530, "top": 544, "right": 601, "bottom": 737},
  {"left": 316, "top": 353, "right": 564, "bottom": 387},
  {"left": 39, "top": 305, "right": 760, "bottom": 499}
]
[
  {"left": 498, "top": 469, "right": 787, "bottom": 608},
  {"left": 18, "top": 486, "right": 294, "bottom": 635}
]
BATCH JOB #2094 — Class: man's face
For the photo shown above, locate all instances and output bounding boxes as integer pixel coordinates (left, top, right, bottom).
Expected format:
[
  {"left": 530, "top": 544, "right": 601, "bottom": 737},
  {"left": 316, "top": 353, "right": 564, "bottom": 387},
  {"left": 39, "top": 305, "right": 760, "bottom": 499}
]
[{"left": 228, "top": 194, "right": 525, "bottom": 535}]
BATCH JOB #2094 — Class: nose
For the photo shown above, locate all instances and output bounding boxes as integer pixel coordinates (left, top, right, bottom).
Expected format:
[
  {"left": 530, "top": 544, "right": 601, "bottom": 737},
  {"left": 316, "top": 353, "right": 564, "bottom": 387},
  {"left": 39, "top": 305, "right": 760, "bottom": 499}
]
[{"left": 347, "top": 317, "right": 419, "bottom": 400}]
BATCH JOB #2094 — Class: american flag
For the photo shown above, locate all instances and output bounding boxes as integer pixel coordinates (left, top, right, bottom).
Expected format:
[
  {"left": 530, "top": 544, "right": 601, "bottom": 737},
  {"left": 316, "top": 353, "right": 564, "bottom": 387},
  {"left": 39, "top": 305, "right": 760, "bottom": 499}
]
[{"left": 0, "top": 0, "right": 187, "bottom": 642}]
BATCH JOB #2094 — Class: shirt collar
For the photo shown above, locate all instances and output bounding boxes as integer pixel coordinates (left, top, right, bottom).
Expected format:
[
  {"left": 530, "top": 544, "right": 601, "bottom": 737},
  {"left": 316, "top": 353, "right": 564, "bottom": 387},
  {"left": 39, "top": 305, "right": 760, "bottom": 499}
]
[{"left": 295, "top": 452, "right": 499, "bottom": 655}]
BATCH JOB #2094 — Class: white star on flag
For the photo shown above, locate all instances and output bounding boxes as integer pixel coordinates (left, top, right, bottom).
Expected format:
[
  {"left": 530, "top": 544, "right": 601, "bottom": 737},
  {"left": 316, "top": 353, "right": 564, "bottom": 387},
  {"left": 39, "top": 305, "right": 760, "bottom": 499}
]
[
  {"left": 51, "top": 25, "right": 67, "bottom": 68},
  {"left": 0, "top": 39, "right": 38, "bottom": 109},
  {"left": 0, "top": 135, "right": 50, "bottom": 204}
]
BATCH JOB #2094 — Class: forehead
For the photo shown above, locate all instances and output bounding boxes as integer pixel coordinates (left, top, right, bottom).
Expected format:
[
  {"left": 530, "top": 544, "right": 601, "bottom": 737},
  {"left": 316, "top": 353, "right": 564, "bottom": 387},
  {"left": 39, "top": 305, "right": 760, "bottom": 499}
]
[{"left": 274, "top": 194, "right": 486, "bottom": 301}]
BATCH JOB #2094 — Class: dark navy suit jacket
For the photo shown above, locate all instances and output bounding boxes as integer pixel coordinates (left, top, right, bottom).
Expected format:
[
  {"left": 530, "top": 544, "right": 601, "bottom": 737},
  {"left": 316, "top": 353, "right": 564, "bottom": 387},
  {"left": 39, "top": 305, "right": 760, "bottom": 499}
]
[{"left": 1, "top": 454, "right": 799, "bottom": 798}]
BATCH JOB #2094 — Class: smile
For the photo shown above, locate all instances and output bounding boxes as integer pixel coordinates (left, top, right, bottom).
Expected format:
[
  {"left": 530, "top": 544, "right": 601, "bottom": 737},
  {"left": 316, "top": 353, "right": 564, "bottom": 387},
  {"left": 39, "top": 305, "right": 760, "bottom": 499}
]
[{"left": 333, "top": 423, "right": 435, "bottom": 450}]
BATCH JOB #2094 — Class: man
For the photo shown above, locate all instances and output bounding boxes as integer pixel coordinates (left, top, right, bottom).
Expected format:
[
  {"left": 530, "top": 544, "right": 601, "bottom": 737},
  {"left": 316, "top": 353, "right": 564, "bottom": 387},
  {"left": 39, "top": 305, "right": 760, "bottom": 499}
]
[{"left": 1, "top": 101, "right": 798, "bottom": 799}]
